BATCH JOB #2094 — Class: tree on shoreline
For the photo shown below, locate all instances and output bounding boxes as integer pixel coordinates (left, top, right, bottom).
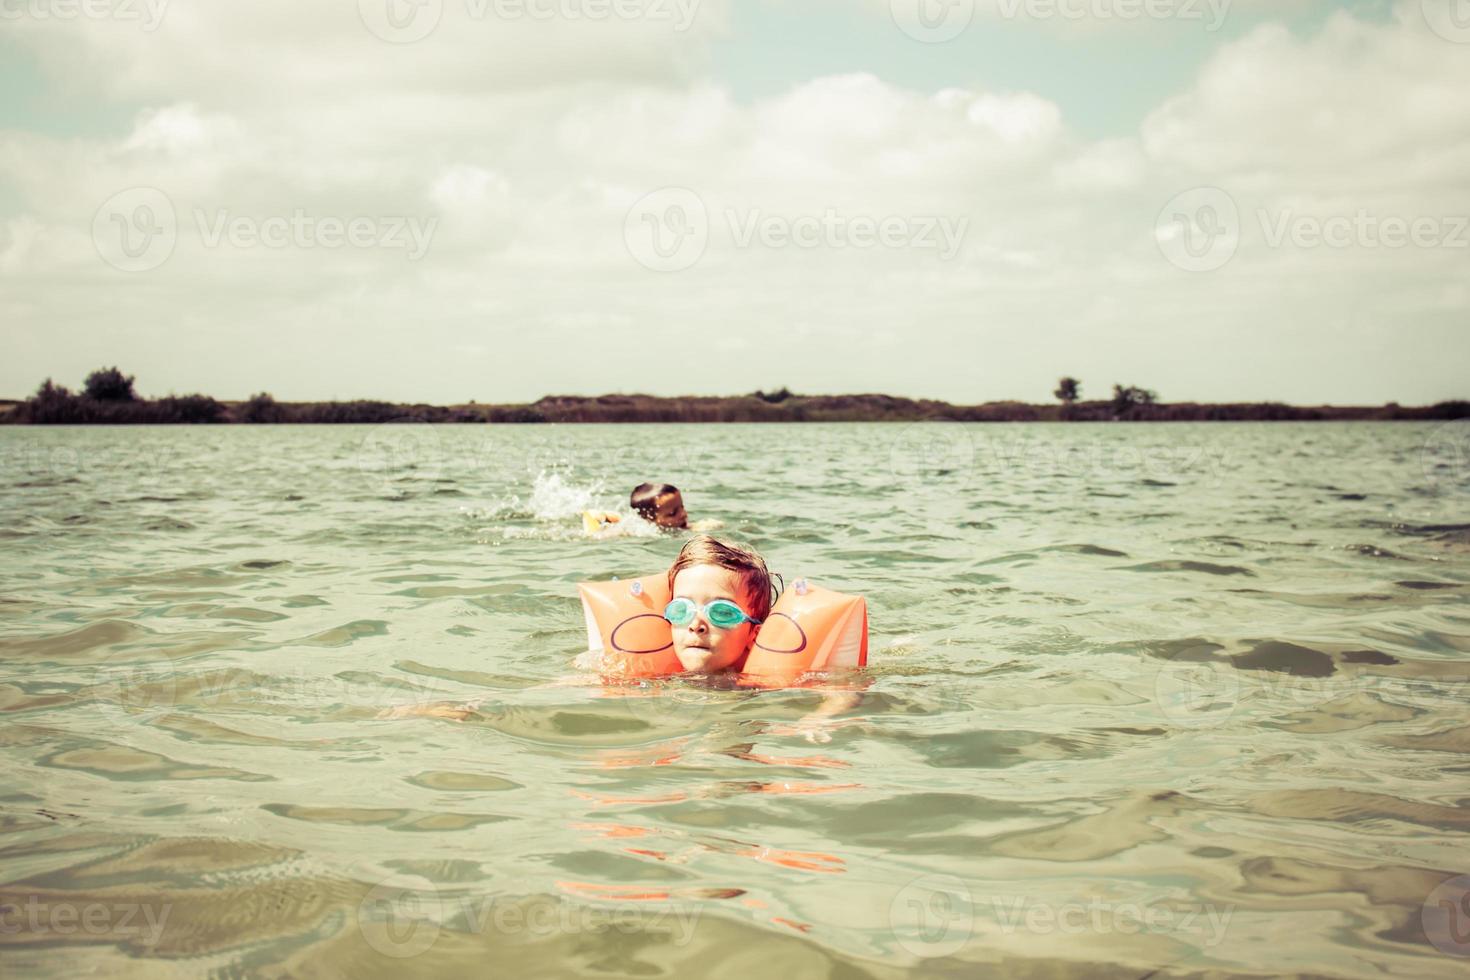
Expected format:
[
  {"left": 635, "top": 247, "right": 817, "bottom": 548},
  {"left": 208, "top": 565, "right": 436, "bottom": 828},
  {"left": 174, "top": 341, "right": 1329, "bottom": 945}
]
[
  {"left": 241, "top": 392, "right": 284, "bottom": 423},
  {"left": 84, "top": 367, "right": 137, "bottom": 402},
  {"left": 1054, "top": 377, "right": 1080, "bottom": 404},
  {"left": 1112, "top": 384, "right": 1159, "bottom": 415}
]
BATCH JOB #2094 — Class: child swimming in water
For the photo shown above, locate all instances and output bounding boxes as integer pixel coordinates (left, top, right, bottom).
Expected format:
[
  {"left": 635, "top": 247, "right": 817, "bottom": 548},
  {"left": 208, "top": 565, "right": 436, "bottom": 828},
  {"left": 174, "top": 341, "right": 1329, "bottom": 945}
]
[
  {"left": 582, "top": 483, "right": 719, "bottom": 536},
  {"left": 630, "top": 483, "right": 688, "bottom": 530},
  {"left": 664, "top": 535, "right": 774, "bottom": 673},
  {"left": 581, "top": 483, "right": 684, "bottom": 535},
  {"left": 660, "top": 534, "right": 861, "bottom": 738},
  {"left": 386, "top": 535, "right": 857, "bottom": 738}
]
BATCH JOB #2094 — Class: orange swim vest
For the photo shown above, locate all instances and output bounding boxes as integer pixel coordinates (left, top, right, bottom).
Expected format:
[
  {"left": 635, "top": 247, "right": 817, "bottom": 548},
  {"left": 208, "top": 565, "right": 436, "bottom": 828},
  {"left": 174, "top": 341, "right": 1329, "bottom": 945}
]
[{"left": 578, "top": 575, "right": 868, "bottom": 686}]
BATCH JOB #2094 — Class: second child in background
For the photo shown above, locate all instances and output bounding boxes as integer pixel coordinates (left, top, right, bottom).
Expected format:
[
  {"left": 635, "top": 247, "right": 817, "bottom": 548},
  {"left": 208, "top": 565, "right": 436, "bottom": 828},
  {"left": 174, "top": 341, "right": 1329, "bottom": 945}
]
[
  {"left": 630, "top": 483, "right": 688, "bottom": 529},
  {"left": 582, "top": 483, "right": 720, "bottom": 536}
]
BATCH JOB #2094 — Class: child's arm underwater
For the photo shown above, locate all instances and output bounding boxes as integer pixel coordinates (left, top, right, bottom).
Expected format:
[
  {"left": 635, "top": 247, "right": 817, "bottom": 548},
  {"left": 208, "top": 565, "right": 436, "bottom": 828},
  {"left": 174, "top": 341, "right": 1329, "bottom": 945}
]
[
  {"left": 377, "top": 700, "right": 481, "bottom": 722},
  {"left": 377, "top": 658, "right": 605, "bottom": 721},
  {"left": 785, "top": 689, "right": 863, "bottom": 744}
]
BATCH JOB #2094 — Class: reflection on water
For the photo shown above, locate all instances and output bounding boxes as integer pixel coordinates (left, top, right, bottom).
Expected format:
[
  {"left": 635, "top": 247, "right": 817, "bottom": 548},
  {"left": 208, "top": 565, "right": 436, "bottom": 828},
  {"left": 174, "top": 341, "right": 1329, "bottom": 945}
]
[{"left": 1, "top": 422, "right": 1468, "bottom": 978}]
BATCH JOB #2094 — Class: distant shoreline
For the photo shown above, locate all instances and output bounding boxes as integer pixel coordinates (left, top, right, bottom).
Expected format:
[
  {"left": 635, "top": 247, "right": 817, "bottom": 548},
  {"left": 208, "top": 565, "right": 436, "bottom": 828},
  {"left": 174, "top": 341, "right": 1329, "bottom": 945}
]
[{"left": 3, "top": 391, "right": 1467, "bottom": 425}]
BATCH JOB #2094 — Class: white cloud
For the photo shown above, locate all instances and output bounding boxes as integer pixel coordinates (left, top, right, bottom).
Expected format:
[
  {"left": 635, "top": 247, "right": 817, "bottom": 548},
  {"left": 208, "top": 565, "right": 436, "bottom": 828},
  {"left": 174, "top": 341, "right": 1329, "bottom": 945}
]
[
  {"left": 1143, "top": 10, "right": 1470, "bottom": 182},
  {"left": 963, "top": 92, "right": 1063, "bottom": 145},
  {"left": 8, "top": 0, "right": 732, "bottom": 105}
]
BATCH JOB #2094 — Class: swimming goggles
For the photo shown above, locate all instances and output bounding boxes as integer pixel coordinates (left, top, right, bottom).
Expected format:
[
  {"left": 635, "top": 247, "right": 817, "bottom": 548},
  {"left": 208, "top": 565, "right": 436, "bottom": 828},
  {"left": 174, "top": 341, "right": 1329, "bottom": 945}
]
[{"left": 663, "top": 598, "right": 762, "bottom": 629}]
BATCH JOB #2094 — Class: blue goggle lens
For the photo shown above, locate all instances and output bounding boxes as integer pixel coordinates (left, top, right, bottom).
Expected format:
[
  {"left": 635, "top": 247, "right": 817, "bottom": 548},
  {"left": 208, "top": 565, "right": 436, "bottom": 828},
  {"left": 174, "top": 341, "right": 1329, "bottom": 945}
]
[{"left": 664, "top": 598, "right": 751, "bottom": 629}]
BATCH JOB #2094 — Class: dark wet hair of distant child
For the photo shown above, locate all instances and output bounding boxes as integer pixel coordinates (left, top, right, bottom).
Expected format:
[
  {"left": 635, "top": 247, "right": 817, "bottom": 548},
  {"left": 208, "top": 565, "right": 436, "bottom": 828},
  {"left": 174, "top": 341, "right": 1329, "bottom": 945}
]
[{"left": 630, "top": 483, "right": 688, "bottom": 529}]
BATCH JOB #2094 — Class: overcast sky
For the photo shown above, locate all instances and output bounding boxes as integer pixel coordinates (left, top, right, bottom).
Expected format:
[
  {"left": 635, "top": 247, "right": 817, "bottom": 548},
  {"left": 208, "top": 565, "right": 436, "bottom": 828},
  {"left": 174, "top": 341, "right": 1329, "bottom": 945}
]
[{"left": 2, "top": 0, "right": 1467, "bottom": 405}]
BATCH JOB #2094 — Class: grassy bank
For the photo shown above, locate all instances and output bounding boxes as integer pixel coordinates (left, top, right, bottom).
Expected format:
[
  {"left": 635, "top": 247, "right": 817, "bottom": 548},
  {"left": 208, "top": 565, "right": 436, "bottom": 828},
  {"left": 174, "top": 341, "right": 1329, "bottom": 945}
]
[{"left": 4, "top": 384, "right": 1466, "bottom": 425}]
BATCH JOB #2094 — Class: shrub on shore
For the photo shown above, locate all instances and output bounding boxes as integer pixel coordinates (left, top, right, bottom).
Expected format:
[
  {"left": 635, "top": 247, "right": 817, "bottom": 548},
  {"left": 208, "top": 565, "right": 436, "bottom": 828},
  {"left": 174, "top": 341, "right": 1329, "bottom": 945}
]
[{"left": 9, "top": 374, "right": 224, "bottom": 424}]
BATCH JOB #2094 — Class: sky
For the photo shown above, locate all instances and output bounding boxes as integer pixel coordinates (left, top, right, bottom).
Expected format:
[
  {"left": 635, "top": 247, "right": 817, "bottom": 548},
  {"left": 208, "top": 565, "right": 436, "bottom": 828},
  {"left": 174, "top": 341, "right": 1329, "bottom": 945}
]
[{"left": 1, "top": 0, "right": 1468, "bottom": 405}]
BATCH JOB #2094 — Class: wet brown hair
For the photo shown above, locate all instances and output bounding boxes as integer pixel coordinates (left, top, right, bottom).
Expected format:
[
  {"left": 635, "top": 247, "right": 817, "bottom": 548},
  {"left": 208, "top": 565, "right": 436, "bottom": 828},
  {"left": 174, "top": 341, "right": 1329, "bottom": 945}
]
[
  {"left": 630, "top": 483, "right": 679, "bottom": 521},
  {"left": 666, "top": 535, "right": 780, "bottom": 622}
]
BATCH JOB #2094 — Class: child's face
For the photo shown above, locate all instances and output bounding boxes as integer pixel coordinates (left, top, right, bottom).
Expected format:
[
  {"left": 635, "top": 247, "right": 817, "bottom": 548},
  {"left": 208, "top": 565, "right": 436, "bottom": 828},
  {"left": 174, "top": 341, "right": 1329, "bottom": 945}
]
[
  {"left": 669, "top": 564, "right": 758, "bottom": 673},
  {"left": 653, "top": 492, "right": 688, "bottom": 529}
]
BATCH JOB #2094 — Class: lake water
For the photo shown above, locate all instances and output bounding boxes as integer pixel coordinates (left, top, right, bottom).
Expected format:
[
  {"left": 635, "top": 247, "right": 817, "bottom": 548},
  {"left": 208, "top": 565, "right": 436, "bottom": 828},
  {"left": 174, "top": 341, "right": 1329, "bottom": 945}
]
[{"left": 1, "top": 421, "right": 1468, "bottom": 978}]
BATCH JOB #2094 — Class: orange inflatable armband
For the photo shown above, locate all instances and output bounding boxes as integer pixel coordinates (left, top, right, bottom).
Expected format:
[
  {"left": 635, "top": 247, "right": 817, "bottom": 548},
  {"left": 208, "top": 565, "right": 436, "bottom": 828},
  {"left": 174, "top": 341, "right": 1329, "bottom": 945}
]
[
  {"left": 740, "top": 579, "right": 868, "bottom": 689},
  {"left": 578, "top": 575, "right": 682, "bottom": 678}
]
